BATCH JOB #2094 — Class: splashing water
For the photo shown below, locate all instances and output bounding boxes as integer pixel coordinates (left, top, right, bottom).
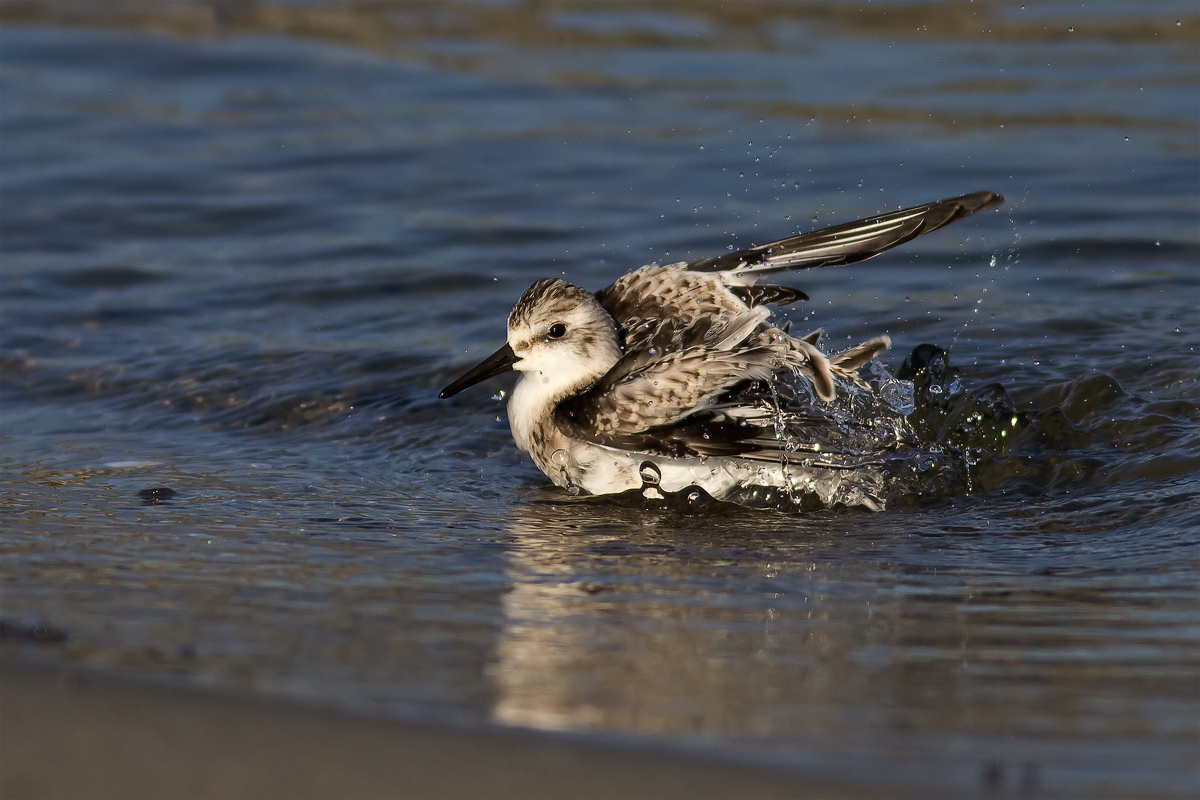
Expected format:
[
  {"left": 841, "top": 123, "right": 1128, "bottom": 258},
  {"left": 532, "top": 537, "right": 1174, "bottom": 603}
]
[
  {"left": 718, "top": 340, "right": 1032, "bottom": 512},
  {"left": 767, "top": 379, "right": 800, "bottom": 505}
]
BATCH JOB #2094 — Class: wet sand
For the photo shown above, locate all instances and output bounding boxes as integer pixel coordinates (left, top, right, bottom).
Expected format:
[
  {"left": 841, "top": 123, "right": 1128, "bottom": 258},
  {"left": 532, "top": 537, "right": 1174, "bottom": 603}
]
[{"left": 0, "top": 656, "right": 878, "bottom": 800}]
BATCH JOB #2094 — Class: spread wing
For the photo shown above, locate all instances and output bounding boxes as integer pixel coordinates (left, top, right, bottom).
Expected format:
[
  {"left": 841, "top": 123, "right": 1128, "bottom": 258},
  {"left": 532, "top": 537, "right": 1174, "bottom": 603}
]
[
  {"left": 594, "top": 191, "right": 1002, "bottom": 351},
  {"left": 686, "top": 191, "right": 1003, "bottom": 279}
]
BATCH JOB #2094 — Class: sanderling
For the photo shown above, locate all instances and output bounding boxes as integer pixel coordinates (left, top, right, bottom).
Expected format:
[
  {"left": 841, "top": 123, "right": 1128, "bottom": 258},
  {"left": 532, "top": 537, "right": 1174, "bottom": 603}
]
[{"left": 440, "top": 191, "right": 1003, "bottom": 508}]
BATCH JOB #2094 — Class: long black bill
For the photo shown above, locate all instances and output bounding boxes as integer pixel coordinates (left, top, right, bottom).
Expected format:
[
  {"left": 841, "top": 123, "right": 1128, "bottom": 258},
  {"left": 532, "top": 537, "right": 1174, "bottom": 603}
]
[{"left": 438, "top": 343, "right": 520, "bottom": 399}]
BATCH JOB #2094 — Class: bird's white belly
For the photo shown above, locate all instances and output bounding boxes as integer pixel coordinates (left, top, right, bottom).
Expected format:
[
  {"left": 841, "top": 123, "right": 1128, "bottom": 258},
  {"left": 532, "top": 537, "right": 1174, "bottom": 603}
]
[{"left": 561, "top": 442, "right": 885, "bottom": 511}]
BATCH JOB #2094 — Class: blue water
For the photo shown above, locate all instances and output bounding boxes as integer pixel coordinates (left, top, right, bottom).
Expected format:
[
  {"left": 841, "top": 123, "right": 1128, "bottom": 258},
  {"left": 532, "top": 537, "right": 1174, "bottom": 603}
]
[{"left": 2, "top": 2, "right": 1198, "bottom": 796}]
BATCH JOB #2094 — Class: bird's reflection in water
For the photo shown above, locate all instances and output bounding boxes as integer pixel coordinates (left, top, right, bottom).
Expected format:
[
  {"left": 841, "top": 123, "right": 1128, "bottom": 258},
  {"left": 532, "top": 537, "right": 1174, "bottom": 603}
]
[
  {"left": 485, "top": 496, "right": 1176, "bottom": 790},
  {"left": 488, "top": 498, "right": 875, "bottom": 741}
]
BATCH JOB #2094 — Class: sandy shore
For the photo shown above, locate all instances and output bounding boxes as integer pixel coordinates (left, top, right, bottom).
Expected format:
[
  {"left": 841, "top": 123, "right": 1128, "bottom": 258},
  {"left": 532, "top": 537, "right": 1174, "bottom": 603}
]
[{"left": 1, "top": 656, "right": 878, "bottom": 800}]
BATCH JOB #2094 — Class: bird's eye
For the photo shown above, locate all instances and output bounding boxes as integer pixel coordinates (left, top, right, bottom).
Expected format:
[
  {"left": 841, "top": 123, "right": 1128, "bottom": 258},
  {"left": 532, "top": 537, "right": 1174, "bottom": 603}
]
[{"left": 548, "top": 323, "right": 567, "bottom": 339}]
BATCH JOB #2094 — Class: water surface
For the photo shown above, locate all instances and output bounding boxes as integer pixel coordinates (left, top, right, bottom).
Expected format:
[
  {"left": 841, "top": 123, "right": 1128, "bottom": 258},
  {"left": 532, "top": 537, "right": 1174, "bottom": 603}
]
[{"left": 2, "top": 2, "right": 1198, "bottom": 796}]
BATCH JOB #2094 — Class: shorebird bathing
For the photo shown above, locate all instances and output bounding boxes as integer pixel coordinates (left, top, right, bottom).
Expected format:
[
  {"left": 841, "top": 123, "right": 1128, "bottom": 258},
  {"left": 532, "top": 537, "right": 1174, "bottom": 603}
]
[{"left": 441, "top": 191, "right": 1004, "bottom": 509}]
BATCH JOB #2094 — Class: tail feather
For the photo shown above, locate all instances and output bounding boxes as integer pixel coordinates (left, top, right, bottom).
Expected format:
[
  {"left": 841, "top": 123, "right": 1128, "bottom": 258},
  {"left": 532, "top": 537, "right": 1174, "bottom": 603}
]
[
  {"left": 829, "top": 335, "right": 891, "bottom": 388},
  {"left": 787, "top": 334, "right": 890, "bottom": 400},
  {"left": 791, "top": 338, "right": 836, "bottom": 402},
  {"left": 829, "top": 336, "right": 891, "bottom": 371}
]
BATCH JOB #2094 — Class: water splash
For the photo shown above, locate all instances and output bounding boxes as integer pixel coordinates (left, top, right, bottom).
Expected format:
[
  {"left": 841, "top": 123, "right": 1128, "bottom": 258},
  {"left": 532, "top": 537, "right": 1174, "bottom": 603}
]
[
  {"left": 870, "top": 361, "right": 916, "bottom": 416},
  {"left": 767, "top": 379, "right": 799, "bottom": 505}
]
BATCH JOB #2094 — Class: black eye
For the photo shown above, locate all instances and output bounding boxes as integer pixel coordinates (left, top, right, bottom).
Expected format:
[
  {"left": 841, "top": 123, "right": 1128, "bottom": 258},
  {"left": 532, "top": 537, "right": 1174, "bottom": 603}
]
[{"left": 548, "top": 323, "right": 567, "bottom": 339}]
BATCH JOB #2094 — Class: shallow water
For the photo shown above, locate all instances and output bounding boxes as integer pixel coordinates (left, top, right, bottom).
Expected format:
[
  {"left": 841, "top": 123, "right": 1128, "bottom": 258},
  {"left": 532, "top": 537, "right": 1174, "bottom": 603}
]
[{"left": 2, "top": 1, "right": 1198, "bottom": 796}]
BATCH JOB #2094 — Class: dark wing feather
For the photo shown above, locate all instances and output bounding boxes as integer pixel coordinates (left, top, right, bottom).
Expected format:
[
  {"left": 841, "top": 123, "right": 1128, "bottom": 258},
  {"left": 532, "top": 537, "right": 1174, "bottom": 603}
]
[
  {"left": 556, "top": 411, "right": 766, "bottom": 459},
  {"left": 728, "top": 285, "right": 809, "bottom": 307},
  {"left": 686, "top": 191, "right": 1003, "bottom": 276},
  {"left": 559, "top": 388, "right": 912, "bottom": 464}
]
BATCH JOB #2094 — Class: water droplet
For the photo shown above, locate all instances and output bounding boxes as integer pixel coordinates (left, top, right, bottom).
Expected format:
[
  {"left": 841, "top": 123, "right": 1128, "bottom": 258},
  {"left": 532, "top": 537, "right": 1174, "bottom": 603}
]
[
  {"left": 550, "top": 450, "right": 569, "bottom": 466},
  {"left": 688, "top": 491, "right": 701, "bottom": 502},
  {"left": 928, "top": 384, "right": 943, "bottom": 395}
]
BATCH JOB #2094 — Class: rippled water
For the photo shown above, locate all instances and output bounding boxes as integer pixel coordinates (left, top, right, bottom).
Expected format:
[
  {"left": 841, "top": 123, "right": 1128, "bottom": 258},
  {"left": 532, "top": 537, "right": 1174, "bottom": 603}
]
[{"left": 2, "top": 2, "right": 1198, "bottom": 796}]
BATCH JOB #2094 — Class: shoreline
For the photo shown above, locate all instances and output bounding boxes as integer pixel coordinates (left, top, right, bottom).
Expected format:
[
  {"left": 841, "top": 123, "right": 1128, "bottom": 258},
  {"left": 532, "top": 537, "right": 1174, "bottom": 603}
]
[{"left": 0, "top": 655, "right": 880, "bottom": 800}]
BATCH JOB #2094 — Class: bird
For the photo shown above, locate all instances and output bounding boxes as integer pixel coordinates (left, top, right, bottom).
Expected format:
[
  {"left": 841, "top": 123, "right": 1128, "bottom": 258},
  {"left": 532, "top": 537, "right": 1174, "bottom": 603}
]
[{"left": 439, "top": 191, "right": 1004, "bottom": 509}]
